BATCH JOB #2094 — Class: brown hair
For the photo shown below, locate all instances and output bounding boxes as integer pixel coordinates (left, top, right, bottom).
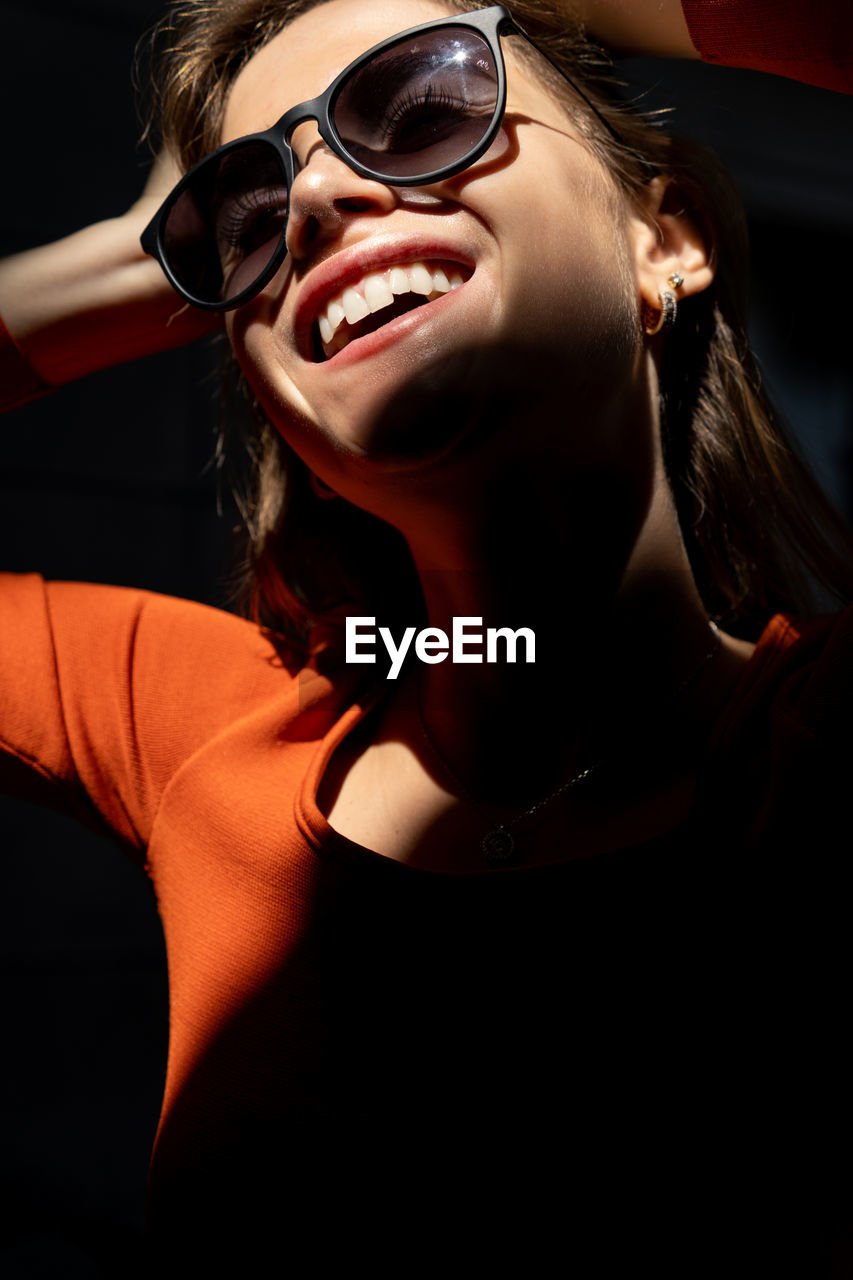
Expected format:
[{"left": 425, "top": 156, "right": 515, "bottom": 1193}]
[{"left": 141, "top": 0, "right": 853, "bottom": 649}]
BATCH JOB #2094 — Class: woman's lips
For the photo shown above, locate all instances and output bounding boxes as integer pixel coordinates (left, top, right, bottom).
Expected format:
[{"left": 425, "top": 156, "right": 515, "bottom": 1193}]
[
  {"left": 292, "top": 238, "right": 476, "bottom": 362},
  {"left": 312, "top": 273, "right": 472, "bottom": 369},
  {"left": 313, "top": 260, "right": 469, "bottom": 361}
]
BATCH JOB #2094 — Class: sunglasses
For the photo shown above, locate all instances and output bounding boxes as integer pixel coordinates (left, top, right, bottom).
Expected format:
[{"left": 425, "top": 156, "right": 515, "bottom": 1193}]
[{"left": 141, "top": 4, "right": 625, "bottom": 311}]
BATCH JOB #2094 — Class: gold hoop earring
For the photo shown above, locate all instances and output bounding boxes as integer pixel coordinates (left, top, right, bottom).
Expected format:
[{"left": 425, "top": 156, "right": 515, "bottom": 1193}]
[
  {"left": 643, "top": 289, "right": 677, "bottom": 336},
  {"left": 309, "top": 472, "right": 339, "bottom": 501}
]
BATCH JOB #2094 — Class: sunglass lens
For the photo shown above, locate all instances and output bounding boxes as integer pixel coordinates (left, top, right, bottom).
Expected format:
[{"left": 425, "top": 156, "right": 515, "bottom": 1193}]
[
  {"left": 332, "top": 28, "right": 499, "bottom": 180},
  {"left": 162, "top": 140, "right": 288, "bottom": 305}
]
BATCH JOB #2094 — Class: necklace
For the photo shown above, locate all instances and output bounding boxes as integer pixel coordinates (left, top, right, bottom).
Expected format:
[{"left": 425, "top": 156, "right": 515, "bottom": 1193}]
[{"left": 416, "top": 622, "right": 722, "bottom": 868}]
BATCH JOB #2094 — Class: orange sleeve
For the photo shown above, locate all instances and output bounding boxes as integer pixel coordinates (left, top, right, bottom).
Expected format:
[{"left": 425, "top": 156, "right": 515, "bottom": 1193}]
[
  {"left": 0, "top": 574, "right": 300, "bottom": 859},
  {"left": 0, "top": 311, "right": 52, "bottom": 412},
  {"left": 681, "top": 1, "right": 853, "bottom": 94}
]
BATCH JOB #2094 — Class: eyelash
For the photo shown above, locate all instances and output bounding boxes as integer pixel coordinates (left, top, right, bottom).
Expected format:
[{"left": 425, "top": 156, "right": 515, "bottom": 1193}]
[
  {"left": 379, "top": 84, "right": 472, "bottom": 142},
  {"left": 217, "top": 188, "right": 287, "bottom": 249}
]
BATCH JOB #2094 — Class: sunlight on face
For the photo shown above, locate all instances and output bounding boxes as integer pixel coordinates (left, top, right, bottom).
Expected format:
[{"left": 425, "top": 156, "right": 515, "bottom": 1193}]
[{"left": 221, "top": 0, "right": 641, "bottom": 500}]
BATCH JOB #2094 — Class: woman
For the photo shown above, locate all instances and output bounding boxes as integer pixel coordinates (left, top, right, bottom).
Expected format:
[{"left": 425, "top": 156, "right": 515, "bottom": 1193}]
[{"left": 1, "top": 0, "right": 851, "bottom": 1272}]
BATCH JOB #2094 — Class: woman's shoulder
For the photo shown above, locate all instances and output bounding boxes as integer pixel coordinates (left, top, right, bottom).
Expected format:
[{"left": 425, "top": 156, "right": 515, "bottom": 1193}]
[
  {"left": 708, "top": 602, "right": 853, "bottom": 774},
  {"left": 690, "top": 604, "right": 853, "bottom": 862},
  {"left": 751, "top": 604, "right": 853, "bottom": 727},
  {"left": 0, "top": 572, "right": 328, "bottom": 743},
  {"left": 0, "top": 574, "right": 346, "bottom": 846},
  {"left": 2, "top": 570, "right": 301, "bottom": 668}
]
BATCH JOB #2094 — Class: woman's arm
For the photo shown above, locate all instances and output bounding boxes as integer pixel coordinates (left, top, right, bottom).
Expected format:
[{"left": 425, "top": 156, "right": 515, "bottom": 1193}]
[
  {"left": 0, "top": 152, "right": 219, "bottom": 400},
  {"left": 560, "top": 0, "right": 699, "bottom": 59}
]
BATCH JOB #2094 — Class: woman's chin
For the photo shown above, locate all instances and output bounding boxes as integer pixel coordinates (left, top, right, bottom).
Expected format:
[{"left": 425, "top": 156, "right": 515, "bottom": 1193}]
[{"left": 325, "top": 336, "right": 629, "bottom": 471}]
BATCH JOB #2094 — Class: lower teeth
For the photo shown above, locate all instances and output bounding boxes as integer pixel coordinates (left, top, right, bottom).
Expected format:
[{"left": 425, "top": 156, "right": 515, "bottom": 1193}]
[{"left": 321, "top": 289, "right": 444, "bottom": 360}]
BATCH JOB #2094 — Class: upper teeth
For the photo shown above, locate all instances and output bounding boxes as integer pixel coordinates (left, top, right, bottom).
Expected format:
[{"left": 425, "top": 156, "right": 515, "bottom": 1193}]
[{"left": 316, "top": 261, "right": 466, "bottom": 347}]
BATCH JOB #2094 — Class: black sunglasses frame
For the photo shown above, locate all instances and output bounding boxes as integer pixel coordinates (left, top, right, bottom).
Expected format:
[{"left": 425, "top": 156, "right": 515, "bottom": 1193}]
[{"left": 141, "top": 4, "right": 629, "bottom": 312}]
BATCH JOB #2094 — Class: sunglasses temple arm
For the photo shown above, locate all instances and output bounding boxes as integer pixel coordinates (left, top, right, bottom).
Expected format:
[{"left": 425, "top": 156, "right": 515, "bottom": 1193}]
[{"left": 505, "top": 18, "right": 658, "bottom": 178}]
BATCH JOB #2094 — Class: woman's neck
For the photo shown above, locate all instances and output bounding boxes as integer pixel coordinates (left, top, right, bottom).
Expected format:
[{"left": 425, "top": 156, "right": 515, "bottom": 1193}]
[
  {"left": 398, "top": 474, "right": 744, "bottom": 808},
  {"left": 353, "top": 346, "right": 755, "bottom": 811}
]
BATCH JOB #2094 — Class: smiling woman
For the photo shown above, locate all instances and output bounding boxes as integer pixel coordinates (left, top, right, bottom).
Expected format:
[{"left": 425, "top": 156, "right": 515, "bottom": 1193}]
[{"left": 1, "top": 0, "right": 853, "bottom": 1273}]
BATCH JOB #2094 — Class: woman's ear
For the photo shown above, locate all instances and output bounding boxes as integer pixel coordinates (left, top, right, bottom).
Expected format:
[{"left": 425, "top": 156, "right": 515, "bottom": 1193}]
[{"left": 629, "top": 175, "right": 714, "bottom": 319}]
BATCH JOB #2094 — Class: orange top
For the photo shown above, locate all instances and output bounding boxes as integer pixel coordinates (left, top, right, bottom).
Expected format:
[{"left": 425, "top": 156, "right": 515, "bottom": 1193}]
[
  {"left": 682, "top": 0, "right": 853, "bottom": 93},
  {"left": 2, "top": 574, "right": 852, "bottom": 1270},
  {"left": 0, "top": 310, "right": 50, "bottom": 411}
]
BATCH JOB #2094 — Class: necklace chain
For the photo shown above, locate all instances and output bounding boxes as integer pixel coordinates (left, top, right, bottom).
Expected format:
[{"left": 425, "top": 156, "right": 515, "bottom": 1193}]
[{"left": 416, "top": 623, "right": 722, "bottom": 868}]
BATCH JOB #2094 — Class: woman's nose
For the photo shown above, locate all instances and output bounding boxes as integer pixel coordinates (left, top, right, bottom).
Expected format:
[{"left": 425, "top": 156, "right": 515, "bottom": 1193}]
[{"left": 285, "top": 124, "right": 397, "bottom": 260}]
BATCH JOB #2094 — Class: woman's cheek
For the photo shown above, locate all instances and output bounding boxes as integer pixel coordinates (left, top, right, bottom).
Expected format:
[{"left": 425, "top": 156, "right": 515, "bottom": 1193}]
[{"left": 227, "top": 317, "right": 320, "bottom": 437}]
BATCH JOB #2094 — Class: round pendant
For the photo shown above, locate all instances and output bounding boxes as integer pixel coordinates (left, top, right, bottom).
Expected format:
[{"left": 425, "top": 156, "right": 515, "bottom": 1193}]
[{"left": 482, "top": 825, "right": 518, "bottom": 867}]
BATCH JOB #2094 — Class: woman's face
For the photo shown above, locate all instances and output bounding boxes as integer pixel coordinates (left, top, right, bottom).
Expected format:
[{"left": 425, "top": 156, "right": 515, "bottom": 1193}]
[{"left": 221, "top": 0, "right": 643, "bottom": 499}]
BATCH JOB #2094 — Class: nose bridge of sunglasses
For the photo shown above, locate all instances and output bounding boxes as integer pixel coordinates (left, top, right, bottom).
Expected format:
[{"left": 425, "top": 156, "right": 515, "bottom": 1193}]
[
  {"left": 285, "top": 117, "right": 392, "bottom": 199},
  {"left": 286, "top": 120, "right": 331, "bottom": 174},
  {"left": 275, "top": 95, "right": 323, "bottom": 163}
]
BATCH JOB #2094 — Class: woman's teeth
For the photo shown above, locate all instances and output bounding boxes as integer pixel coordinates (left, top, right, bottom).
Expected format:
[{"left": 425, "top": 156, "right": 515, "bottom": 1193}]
[{"left": 315, "top": 260, "right": 466, "bottom": 358}]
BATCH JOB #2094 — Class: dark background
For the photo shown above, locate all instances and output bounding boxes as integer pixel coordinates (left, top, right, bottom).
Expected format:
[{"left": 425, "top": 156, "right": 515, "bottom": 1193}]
[{"left": 1, "top": 2, "right": 852, "bottom": 1274}]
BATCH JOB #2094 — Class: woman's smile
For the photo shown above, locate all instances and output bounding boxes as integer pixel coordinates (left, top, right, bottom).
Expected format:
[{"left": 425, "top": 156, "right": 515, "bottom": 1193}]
[
  {"left": 312, "top": 260, "right": 468, "bottom": 359},
  {"left": 288, "top": 233, "right": 476, "bottom": 363}
]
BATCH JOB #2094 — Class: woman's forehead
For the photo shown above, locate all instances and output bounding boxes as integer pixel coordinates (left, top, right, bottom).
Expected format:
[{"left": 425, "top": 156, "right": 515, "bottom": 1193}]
[{"left": 221, "top": 0, "right": 455, "bottom": 143}]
